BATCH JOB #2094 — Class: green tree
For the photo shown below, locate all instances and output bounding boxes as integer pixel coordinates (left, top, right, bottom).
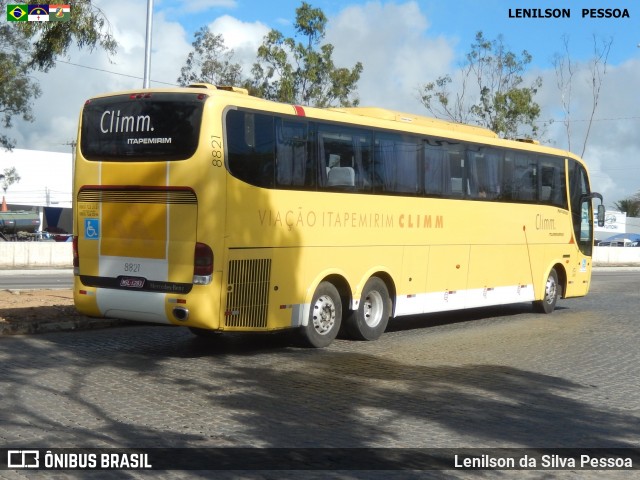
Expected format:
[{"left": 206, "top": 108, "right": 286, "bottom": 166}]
[
  {"left": 251, "top": 2, "right": 363, "bottom": 107},
  {"left": 613, "top": 194, "right": 640, "bottom": 217},
  {"left": 1, "top": 167, "right": 21, "bottom": 195},
  {"left": 177, "top": 27, "right": 245, "bottom": 87},
  {"left": 419, "top": 31, "right": 542, "bottom": 139},
  {"left": 552, "top": 34, "right": 612, "bottom": 157},
  {"left": 0, "top": 0, "right": 117, "bottom": 150},
  {"left": 0, "top": 17, "right": 39, "bottom": 151}
]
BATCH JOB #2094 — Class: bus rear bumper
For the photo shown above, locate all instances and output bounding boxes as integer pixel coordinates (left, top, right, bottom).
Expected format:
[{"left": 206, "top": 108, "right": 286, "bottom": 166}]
[
  {"left": 97, "top": 289, "right": 170, "bottom": 323},
  {"left": 75, "top": 286, "right": 170, "bottom": 324}
]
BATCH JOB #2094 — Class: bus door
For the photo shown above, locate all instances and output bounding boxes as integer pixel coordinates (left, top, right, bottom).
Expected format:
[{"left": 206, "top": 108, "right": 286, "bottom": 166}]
[{"left": 567, "top": 159, "right": 595, "bottom": 297}]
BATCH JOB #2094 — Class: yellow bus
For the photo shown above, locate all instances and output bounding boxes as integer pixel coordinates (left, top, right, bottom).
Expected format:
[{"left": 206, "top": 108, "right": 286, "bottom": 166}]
[{"left": 73, "top": 84, "right": 605, "bottom": 347}]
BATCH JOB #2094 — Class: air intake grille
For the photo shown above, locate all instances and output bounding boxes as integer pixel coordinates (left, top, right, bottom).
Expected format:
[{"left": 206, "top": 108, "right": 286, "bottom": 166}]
[
  {"left": 225, "top": 259, "right": 271, "bottom": 328},
  {"left": 78, "top": 187, "right": 196, "bottom": 204}
]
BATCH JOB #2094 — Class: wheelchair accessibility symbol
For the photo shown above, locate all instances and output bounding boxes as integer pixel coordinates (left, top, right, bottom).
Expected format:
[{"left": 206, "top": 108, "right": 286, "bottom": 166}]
[{"left": 84, "top": 218, "right": 100, "bottom": 240}]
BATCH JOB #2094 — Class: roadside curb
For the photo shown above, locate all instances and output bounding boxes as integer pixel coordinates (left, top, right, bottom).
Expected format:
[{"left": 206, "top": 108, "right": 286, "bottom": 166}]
[
  {"left": 592, "top": 265, "right": 640, "bottom": 271},
  {"left": 0, "top": 317, "right": 132, "bottom": 336}
]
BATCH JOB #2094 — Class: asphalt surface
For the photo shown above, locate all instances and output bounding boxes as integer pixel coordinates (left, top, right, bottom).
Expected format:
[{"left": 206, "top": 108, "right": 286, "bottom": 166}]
[
  {"left": 0, "top": 269, "right": 73, "bottom": 290},
  {"left": 0, "top": 269, "right": 638, "bottom": 479}
]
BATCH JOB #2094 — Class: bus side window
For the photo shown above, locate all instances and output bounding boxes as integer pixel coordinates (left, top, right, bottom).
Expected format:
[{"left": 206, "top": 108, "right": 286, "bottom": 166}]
[
  {"left": 424, "top": 142, "right": 448, "bottom": 196},
  {"left": 318, "top": 126, "right": 372, "bottom": 191},
  {"left": 506, "top": 152, "right": 538, "bottom": 202},
  {"left": 226, "top": 111, "right": 275, "bottom": 187},
  {"left": 353, "top": 133, "right": 373, "bottom": 191},
  {"left": 539, "top": 156, "right": 567, "bottom": 208},
  {"left": 275, "top": 119, "right": 310, "bottom": 188},
  {"left": 374, "top": 133, "right": 420, "bottom": 194},
  {"left": 466, "top": 147, "right": 503, "bottom": 200},
  {"left": 447, "top": 146, "right": 465, "bottom": 197}
]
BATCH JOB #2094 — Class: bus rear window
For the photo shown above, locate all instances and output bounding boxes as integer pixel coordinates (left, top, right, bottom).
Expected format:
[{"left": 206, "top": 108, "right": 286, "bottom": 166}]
[{"left": 80, "top": 93, "right": 205, "bottom": 161}]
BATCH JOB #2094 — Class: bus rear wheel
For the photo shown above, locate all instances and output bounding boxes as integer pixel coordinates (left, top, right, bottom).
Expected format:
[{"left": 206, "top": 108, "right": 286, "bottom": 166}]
[
  {"left": 300, "top": 281, "right": 342, "bottom": 348},
  {"left": 345, "top": 277, "right": 390, "bottom": 341},
  {"left": 533, "top": 268, "right": 559, "bottom": 314}
]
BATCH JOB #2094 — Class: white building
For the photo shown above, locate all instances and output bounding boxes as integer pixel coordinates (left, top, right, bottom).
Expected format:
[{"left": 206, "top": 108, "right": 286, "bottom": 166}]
[{"left": 595, "top": 210, "right": 640, "bottom": 241}]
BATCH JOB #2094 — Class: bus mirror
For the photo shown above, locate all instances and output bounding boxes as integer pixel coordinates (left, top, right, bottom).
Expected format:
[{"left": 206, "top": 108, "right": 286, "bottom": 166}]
[{"left": 597, "top": 204, "right": 605, "bottom": 227}]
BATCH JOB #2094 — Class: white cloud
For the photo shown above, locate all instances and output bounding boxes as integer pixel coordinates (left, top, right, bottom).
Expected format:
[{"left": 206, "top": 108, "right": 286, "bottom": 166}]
[
  {"left": 7, "top": 0, "right": 639, "bottom": 207},
  {"left": 12, "top": 0, "right": 191, "bottom": 150},
  {"left": 170, "top": 0, "right": 237, "bottom": 14},
  {"left": 326, "top": 1, "right": 455, "bottom": 112},
  {"left": 206, "top": 15, "right": 269, "bottom": 72},
  {"left": 536, "top": 57, "right": 640, "bottom": 203},
  {"left": 150, "top": 10, "right": 192, "bottom": 85},
  {"left": 208, "top": 15, "right": 268, "bottom": 50},
  {"left": 325, "top": 2, "right": 640, "bottom": 204}
]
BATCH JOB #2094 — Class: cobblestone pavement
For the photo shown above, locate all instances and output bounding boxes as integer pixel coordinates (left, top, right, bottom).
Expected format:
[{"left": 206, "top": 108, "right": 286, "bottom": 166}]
[{"left": 0, "top": 271, "right": 638, "bottom": 479}]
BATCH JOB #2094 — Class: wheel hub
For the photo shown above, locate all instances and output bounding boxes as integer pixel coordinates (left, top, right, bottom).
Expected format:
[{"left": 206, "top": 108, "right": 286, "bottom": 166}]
[
  {"left": 545, "top": 276, "right": 557, "bottom": 304},
  {"left": 312, "top": 295, "right": 335, "bottom": 335},
  {"left": 363, "top": 291, "right": 384, "bottom": 327}
]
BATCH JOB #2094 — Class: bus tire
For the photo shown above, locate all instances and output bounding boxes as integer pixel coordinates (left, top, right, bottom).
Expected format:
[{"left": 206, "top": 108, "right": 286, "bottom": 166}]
[
  {"left": 300, "top": 281, "right": 342, "bottom": 348},
  {"left": 533, "top": 268, "right": 559, "bottom": 314},
  {"left": 345, "top": 277, "right": 390, "bottom": 341}
]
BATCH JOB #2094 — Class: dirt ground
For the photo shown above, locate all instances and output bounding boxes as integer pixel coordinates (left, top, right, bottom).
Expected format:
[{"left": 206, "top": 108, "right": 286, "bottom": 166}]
[{"left": 0, "top": 289, "right": 80, "bottom": 325}]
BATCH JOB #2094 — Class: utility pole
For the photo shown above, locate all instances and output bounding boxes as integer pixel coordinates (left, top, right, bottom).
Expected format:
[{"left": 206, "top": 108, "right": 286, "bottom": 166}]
[{"left": 143, "top": 0, "right": 154, "bottom": 88}]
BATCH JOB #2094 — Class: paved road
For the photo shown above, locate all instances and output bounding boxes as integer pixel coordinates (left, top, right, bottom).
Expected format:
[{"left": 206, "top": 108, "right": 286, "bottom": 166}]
[
  {"left": 0, "top": 269, "right": 73, "bottom": 290},
  {"left": 0, "top": 271, "right": 638, "bottom": 478}
]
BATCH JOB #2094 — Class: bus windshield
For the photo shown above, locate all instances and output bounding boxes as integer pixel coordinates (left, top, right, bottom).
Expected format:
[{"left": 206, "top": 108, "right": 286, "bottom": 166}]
[{"left": 80, "top": 93, "right": 205, "bottom": 161}]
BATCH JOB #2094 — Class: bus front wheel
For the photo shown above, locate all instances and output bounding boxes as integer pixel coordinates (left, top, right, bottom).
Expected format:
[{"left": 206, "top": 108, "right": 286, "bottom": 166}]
[
  {"left": 533, "top": 268, "right": 559, "bottom": 314},
  {"left": 300, "top": 281, "right": 342, "bottom": 348},
  {"left": 345, "top": 277, "right": 390, "bottom": 341}
]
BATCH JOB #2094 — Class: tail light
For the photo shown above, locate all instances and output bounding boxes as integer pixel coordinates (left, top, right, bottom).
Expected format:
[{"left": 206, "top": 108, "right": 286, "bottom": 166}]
[
  {"left": 193, "top": 242, "right": 213, "bottom": 285},
  {"left": 72, "top": 236, "right": 79, "bottom": 275}
]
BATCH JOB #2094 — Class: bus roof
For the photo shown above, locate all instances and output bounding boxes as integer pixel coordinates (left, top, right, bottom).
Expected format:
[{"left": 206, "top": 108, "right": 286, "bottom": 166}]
[
  {"left": 328, "top": 107, "right": 499, "bottom": 139},
  {"left": 181, "top": 85, "right": 497, "bottom": 139},
  {"left": 191, "top": 85, "right": 578, "bottom": 159},
  {"left": 86, "top": 84, "right": 578, "bottom": 161}
]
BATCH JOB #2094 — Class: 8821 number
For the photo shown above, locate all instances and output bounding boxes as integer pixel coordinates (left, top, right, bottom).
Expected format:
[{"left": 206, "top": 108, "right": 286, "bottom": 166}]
[{"left": 124, "top": 263, "right": 141, "bottom": 273}]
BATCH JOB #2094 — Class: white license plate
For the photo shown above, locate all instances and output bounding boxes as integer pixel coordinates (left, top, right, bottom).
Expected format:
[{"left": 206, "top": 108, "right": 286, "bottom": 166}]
[{"left": 119, "top": 277, "right": 145, "bottom": 288}]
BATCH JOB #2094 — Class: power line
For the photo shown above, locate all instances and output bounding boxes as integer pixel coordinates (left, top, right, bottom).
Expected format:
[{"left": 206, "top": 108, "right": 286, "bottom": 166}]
[
  {"left": 0, "top": 46, "right": 178, "bottom": 86},
  {"left": 63, "top": 58, "right": 640, "bottom": 124},
  {"left": 56, "top": 59, "right": 178, "bottom": 86},
  {"left": 3, "top": 47, "right": 639, "bottom": 123},
  {"left": 591, "top": 167, "right": 640, "bottom": 174},
  {"left": 537, "top": 116, "right": 640, "bottom": 124}
]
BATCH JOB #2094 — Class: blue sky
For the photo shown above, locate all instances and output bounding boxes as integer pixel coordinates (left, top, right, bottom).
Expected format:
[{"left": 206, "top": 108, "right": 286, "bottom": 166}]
[
  {"left": 422, "top": 0, "right": 637, "bottom": 66},
  {"left": 5, "top": 0, "right": 640, "bottom": 205},
  {"left": 170, "top": 0, "right": 638, "bottom": 67}
]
